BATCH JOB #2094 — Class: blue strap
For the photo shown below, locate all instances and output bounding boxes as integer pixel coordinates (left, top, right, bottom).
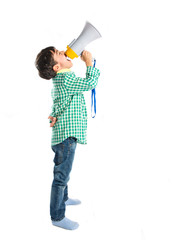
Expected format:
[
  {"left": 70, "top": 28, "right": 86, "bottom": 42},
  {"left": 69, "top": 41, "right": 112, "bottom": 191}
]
[
  {"left": 93, "top": 58, "right": 96, "bottom": 68},
  {"left": 91, "top": 59, "right": 96, "bottom": 118}
]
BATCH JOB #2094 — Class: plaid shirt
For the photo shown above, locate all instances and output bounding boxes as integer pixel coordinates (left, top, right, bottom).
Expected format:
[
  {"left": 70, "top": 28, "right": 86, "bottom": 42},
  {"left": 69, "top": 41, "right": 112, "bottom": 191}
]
[{"left": 50, "top": 66, "right": 100, "bottom": 146}]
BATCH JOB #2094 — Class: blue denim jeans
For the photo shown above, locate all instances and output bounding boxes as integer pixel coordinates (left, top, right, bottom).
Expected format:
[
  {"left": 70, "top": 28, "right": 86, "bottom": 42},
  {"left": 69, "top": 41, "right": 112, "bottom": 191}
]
[{"left": 50, "top": 137, "right": 77, "bottom": 221}]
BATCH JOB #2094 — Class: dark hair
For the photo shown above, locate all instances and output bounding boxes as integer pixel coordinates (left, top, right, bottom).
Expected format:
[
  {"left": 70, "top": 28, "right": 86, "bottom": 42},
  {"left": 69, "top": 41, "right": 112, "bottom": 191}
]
[{"left": 35, "top": 46, "right": 57, "bottom": 80}]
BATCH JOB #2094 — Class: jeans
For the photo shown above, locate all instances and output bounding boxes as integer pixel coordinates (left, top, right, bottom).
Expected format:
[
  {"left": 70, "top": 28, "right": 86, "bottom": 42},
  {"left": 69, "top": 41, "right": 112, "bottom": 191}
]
[{"left": 50, "top": 137, "right": 77, "bottom": 221}]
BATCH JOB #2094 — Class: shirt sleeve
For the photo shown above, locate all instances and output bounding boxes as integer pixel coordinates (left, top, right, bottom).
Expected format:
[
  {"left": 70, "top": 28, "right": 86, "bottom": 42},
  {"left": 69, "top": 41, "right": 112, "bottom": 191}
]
[
  {"left": 64, "top": 66, "right": 100, "bottom": 95},
  {"left": 49, "top": 95, "right": 73, "bottom": 119},
  {"left": 49, "top": 106, "right": 56, "bottom": 122}
]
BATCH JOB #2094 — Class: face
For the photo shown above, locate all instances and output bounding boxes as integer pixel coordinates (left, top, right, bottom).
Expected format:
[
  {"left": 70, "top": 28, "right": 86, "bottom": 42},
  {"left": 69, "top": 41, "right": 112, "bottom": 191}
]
[{"left": 51, "top": 49, "right": 73, "bottom": 72}]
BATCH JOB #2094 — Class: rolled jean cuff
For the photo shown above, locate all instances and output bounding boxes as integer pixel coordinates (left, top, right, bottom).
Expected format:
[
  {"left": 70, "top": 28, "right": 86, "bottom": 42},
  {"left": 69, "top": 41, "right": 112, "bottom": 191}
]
[{"left": 51, "top": 216, "right": 65, "bottom": 222}]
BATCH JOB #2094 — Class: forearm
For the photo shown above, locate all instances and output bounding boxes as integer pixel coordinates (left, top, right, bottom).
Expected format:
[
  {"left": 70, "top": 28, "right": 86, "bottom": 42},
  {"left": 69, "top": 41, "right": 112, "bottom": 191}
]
[{"left": 85, "top": 66, "right": 100, "bottom": 89}]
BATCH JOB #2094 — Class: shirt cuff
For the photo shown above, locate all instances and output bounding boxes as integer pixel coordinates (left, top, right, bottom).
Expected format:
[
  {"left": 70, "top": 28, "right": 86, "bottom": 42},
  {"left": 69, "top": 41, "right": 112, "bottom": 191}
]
[{"left": 86, "top": 66, "right": 100, "bottom": 77}]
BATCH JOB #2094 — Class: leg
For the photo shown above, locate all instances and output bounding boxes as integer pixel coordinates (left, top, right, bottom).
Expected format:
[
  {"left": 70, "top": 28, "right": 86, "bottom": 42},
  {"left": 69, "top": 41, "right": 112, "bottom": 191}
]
[
  {"left": 50, "top": 137, "right": 77, "bottom": 222},
  {"left": 64, "top": 185, "right": 68, "bottom": 202}
]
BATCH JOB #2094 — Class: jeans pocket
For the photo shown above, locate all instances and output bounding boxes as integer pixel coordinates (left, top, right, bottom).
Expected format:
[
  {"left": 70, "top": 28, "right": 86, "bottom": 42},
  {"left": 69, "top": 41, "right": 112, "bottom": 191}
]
[{"left": 68, "top": 137, "right": 77, "bottom": 149}]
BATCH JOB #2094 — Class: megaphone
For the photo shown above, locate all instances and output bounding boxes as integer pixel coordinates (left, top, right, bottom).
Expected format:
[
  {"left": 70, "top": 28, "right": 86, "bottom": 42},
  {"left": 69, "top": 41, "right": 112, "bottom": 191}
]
[{"left": 65, "top": 21, "right": 101, "bottom": 60}]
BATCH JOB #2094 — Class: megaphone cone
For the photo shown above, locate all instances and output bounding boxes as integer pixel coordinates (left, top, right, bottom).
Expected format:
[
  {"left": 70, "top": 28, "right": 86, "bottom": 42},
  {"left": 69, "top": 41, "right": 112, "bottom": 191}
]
[{"left": 65, "top": 21, "right": 101, "bottom": 60}]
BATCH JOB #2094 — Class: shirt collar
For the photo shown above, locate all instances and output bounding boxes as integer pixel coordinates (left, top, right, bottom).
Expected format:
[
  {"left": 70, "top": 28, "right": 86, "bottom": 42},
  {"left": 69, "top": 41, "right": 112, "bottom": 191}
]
[{"left": 57, "top": 69, "right": 71, "bottom": 74}]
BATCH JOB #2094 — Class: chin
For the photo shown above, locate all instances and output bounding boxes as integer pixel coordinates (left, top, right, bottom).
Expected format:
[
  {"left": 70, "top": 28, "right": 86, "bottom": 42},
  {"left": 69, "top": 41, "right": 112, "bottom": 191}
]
[{"left": 69, "top": 62, "right": 73, "bottom": 68}]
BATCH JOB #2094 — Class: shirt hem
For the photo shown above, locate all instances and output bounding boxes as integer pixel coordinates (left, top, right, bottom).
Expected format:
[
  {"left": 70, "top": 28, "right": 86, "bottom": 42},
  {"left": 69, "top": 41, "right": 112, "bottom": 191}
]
[{"left": 51, "top": 137, "right": 87, "bottom": 146}]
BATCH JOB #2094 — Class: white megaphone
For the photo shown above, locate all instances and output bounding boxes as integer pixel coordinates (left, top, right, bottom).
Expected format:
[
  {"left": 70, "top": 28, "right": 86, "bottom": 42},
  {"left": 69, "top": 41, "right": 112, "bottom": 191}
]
[{"left": 65, "top": 21, "right": 101, "bottom": 60}]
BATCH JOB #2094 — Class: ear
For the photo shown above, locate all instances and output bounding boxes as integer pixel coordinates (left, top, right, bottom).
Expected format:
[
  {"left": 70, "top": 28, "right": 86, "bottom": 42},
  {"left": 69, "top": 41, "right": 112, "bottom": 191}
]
[{"left": 53, "top": 64, "right": 61, "bottom": 72}]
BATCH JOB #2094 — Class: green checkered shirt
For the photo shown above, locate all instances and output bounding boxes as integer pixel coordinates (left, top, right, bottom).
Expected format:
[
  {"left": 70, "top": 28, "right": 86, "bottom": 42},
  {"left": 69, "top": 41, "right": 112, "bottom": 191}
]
[{"left": 50, "top": 66, "right": 100, "bottom": 146}]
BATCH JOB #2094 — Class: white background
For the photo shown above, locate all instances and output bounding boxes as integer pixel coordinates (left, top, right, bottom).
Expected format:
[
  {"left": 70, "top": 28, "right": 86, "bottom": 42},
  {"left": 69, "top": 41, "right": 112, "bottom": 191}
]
[{"left": 0, "top": 0, "right": 180, "bottom": 239}]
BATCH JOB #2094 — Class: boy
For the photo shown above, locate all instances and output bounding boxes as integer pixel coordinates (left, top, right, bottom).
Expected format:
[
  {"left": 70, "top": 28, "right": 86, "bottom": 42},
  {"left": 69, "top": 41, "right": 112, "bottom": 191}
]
[{"left": 35, "top": 47, "right": 100, "bottom": 230}]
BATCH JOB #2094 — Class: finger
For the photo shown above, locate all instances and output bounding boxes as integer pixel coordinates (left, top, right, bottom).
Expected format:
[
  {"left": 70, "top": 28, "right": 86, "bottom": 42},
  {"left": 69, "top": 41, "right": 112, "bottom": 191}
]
[
  {"left": 50, "top": 122, "right": 54, "bottom": 127},
  {"left": 51, "top": 122, "right": 55, "bottom": 127},
  {"left": 81, "top": 51, "right": 84, "bottom": 57},
  {"left": 50, "top": 117, "right": 57, "bottom": 127}
]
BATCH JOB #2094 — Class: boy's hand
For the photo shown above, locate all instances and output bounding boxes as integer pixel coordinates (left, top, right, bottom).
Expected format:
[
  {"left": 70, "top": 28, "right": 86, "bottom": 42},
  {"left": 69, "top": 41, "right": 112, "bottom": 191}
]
[
  {"left": 48, "top": 116, "right": 57, "bottom": 127},
  {"left": 81, "top": 50, "right": 93, "bottom": 67}
]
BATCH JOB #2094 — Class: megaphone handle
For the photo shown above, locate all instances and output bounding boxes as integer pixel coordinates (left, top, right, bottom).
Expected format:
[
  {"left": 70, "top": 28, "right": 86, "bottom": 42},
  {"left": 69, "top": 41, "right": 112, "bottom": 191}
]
[{"left": 91, "top": 58, "right": 96, "bottom": 118}]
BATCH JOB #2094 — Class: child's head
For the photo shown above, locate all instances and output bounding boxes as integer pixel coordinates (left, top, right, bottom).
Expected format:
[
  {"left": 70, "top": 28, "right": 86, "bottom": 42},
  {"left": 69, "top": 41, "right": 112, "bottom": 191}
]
[{"left": 35, "top": 46, "right": 73, "bottom": 80}]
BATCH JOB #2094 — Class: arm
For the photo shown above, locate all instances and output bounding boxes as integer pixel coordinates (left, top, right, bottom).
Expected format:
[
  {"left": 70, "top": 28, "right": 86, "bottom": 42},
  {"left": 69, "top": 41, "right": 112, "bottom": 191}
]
[
  {"left": 48, "top": 94, "right": 73, "bottom": 127},
  {"left": 64, "top": 67, "right": 100, "bottom": 95},
  {"left": 64, "top": 51, "right": 100, "bottom": 95}
]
